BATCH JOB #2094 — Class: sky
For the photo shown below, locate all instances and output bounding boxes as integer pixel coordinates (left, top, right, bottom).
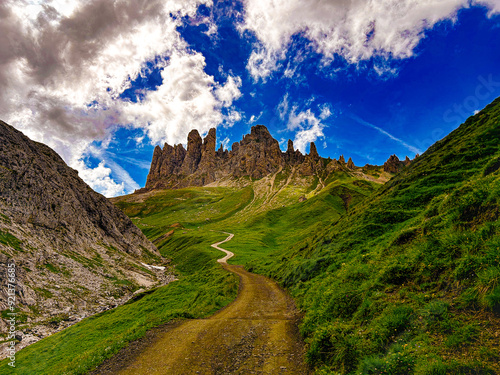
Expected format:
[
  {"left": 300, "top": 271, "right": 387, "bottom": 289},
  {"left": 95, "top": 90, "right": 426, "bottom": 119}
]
[{"left": 1, "top": 0, "right": 500, "bottom": 197}]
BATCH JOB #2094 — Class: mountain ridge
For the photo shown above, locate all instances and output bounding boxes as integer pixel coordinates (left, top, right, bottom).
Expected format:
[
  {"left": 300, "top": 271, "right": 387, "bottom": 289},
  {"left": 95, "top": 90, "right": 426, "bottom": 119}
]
[{"left": 142, "top": 125, "right": 412, "bottom": 191}]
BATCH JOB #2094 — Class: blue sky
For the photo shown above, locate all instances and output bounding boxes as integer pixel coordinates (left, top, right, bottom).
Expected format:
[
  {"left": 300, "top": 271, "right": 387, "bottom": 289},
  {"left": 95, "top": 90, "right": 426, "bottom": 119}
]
[{"left": 1, "top": 1, "right": 500, "bottom": 196}]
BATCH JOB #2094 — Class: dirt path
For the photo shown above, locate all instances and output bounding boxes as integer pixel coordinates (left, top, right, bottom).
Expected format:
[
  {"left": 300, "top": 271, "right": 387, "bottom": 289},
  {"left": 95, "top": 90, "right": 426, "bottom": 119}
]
[
  {"left": 94, "top": 233, "right": 309, "bottom": 374},
  {"left": 211, "top": 232, "right": 235, "bottom": 263}
]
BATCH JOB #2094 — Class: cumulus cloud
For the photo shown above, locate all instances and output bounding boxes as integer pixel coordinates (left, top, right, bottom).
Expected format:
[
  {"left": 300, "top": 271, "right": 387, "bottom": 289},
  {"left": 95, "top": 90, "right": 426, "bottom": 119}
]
[
  {"left": 119, "top": 51, "right": 242, "bottom": 145},
  {"left": 278, "top": 96, "right": 332, "bottom": 153},
  {"left": 289, "top": 109, "right": 327, "bottom": 152},
  {"left": 241, "top": 0, "right": 500, "bottom": 80},
  {"left": 73, "top": 160, "right": 125, "bottom": 198},
  {"left": 0, "top": 0, "right": 242, "bottom": 197}
]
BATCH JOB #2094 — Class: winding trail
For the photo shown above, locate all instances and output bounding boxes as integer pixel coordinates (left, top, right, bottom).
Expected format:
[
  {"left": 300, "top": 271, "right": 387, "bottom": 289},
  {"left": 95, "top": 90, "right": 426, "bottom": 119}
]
[
  {"left": 96, "top": 232, "right": 309, "bottom": 375},
  {"left": 211, "top": 232, "right": 235, "bottom": 264}
]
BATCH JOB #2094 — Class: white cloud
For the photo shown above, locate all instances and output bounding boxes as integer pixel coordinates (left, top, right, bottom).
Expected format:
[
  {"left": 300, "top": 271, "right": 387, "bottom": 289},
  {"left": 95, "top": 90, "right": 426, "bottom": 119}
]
[
  {"left": 249, "top": 111, "right": 263, "bottom": 124},
  {"left": 73, "top": 160, "right": 125, "bottom": 197},
  {"left": 222, "top": 108, "right": 243, "bottom": 128},
  {"left": 319, "top": 104, "right": 332, "bottom": 120},
  {"left": 477, "top": 0, "right": 500, "bottom": 15},
  {"left": 277, "top": 94, "right": 289, "bottom": 121},
  {"left": 119, "top": 51, "right": 241, "bottom": 145},
  {"left": 0, "top": 0, "right": 243, "bottom": 195},
  {"left": 220, "top": 137, "right": 231, "bottom": 150},
  {"left": 215, "top": 75, "right": 242, "bottom": 105},
  {"left": 278, "top": 97, "right": 332, "bottom": 153},
  {"left": 240, "top": 0, "right": 500, "bottom": 80},
  {"left": 289, "top": 109, "right": 326, "bottom": 152},
  {"left": 294, "top": 122, "right": 325, "bottom": 154},
  {"left": 247, "top": 47, "right": 282, "bottom": 82}
]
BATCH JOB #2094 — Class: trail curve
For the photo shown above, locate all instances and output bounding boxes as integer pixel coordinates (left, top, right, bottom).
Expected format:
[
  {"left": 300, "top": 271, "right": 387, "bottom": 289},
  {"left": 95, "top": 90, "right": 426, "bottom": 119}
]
[{"left": 211, "top": 232, "right": 234, "bottom": 263}]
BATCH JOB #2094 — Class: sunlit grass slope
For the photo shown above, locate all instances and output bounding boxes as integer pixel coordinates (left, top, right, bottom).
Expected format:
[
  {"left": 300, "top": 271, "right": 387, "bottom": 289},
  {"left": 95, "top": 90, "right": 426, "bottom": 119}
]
[{"left": 247, "top": 98, "right": 500, "bottom": 374}]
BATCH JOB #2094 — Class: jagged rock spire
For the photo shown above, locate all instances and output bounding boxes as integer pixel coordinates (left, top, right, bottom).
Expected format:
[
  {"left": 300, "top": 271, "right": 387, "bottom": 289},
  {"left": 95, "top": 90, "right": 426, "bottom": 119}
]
[
  {"left": 197, "top": 128, "right": 217, "bottom": 183},
  {"left": 347, "top": 157, "right": 355, "bottom": 169},
  {"left": 309, "top": 142, "right": 319, "bottom": 159},
  {"left": 384, "top": 154, "right": 404, "bottom": 173},
  {"left": 143, "top": 125, "right": 405, "bottom": 191},
  {"left": 180, "top": 129, "right": 202, "bottom": 174}
]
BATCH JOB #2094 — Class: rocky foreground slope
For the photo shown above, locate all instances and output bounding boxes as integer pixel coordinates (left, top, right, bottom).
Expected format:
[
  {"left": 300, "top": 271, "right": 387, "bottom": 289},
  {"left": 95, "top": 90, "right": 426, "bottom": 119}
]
[
  {"left": 143, "top": 125, "right": 412, "bottom": 191},
  {"left": 0, "top": 120, "right": 172, "bottom": 356}
]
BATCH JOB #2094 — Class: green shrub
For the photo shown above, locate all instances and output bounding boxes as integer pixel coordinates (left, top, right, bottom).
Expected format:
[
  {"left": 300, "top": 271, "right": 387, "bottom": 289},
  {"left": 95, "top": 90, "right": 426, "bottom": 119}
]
[
  {"left": 358, "top": 345, "right": 416, "bottom": 375},
  {"left": 371, "top": 306, "right": 413, "bottom": 348},
  {"left": 307, "top": 325, "right": 360, "bottom": 374}
]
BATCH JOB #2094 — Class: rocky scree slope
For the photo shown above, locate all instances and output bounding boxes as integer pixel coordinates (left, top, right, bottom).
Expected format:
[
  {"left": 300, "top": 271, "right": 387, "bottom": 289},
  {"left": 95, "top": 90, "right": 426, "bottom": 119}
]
[{"left": 0, "top": 120, "right": 172, "bottom": 356}]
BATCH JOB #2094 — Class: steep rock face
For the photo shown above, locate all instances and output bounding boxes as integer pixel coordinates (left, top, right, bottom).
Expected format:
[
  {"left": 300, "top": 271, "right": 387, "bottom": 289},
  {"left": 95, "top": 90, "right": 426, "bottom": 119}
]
[
  {"left": 180, "top": 129, "right": 203, "bottom": 175},
  {"left": 198, "top": 128, "right": 217, "bottom": 182},
  {"left": 0, "top": 120, "right": 171, "bottom": 354},
  {"left": 347, "top": 157, "right": 355, "bottom": 169},
  {"left": 146, "top": 143, "right": 186, "bottom": 189},
  {"left": 143, "top": 125, "right": 370, "bottom": 190},
  {"left": 284, "top": 139, "right": 305, "bottom": 165},
  {"left": 383, "top": 154, "right": 412, "bottom": 173},
  {"left": 299, "top": 142, "right": 323, "bottom": 175},
  {"left": 230, "top": 125, "right": 284, "bottom": 179}
]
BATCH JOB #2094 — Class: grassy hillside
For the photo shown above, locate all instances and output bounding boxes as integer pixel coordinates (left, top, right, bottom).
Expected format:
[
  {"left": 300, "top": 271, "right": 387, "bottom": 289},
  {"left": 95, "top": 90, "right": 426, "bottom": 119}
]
[
  {"left": 114, "top": 172, "right": 379, "bottom": 268},
  {"left": 246, "top": 98, "right": 500, "bottom": 374},
  {"left": 0, "top": 172, "right": 371, "bottom": 374}
]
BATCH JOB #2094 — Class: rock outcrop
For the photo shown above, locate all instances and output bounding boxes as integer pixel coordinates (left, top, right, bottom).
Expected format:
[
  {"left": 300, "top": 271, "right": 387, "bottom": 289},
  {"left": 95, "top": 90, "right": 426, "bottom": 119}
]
[
  {"left": 347, "top": 157, "right": 355, "bottom": 170},
  {"left": 143, "top": 125, "right": 407, "bottom": 191},
  {"left": 383, "top": 154, "right": 412, "bottom": 173},
  {"left": 180, "top": 129, "right": 202, "bottom": 175},
  {"left": 0, "top": 120, "right": 172, "bottom": 356}
]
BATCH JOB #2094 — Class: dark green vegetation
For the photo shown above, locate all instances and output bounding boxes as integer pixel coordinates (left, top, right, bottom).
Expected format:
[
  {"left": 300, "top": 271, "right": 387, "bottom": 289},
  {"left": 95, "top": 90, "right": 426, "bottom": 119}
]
[
  {"left": 0, "top": 229, "right": 22, "bottom": 253},
  {"left": 0, "top": 228, "right": 237, "bottom": 374}
]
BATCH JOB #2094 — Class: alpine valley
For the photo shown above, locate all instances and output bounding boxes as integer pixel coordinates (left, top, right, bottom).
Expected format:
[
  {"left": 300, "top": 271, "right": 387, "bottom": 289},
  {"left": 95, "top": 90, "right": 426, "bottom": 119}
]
[{"left": 1, "top": 97, "right": 500, "bottom": 374}]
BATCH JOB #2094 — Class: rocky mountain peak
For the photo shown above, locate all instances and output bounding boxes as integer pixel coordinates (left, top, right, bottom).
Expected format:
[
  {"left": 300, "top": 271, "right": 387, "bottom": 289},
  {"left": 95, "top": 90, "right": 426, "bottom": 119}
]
[
  {"left": 250, "top": 124, "right": 273, "bottom": 140},
  {"left": 180, "top": 129, "right": 203, "bottom": 173},
  {"left": 347, "top": 157, "right": 355, "bottom": 169},
  {"left": 309, "top": 142, "right": 319, "bottom": 159}
]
